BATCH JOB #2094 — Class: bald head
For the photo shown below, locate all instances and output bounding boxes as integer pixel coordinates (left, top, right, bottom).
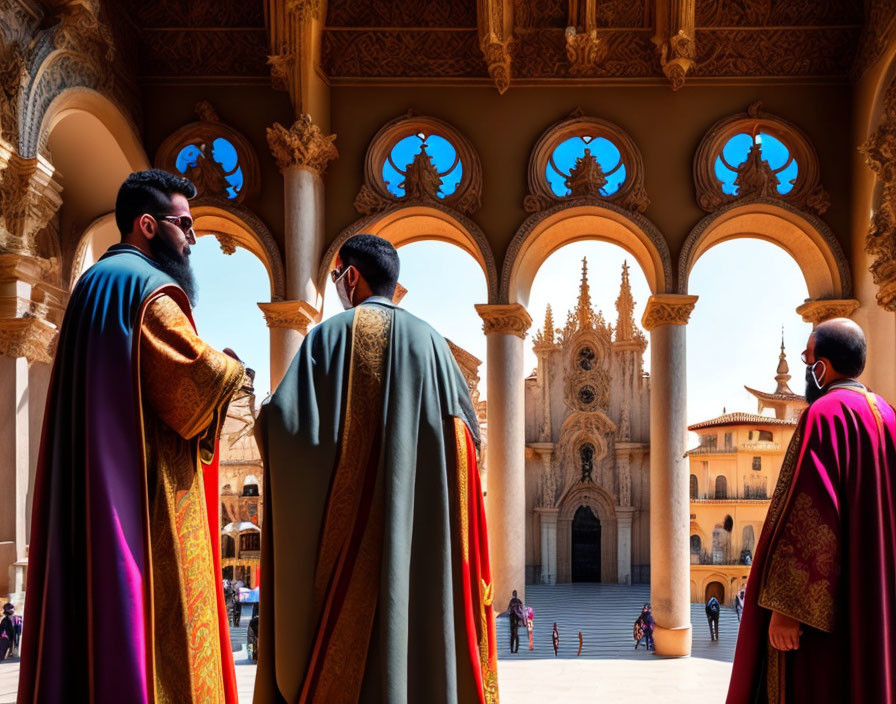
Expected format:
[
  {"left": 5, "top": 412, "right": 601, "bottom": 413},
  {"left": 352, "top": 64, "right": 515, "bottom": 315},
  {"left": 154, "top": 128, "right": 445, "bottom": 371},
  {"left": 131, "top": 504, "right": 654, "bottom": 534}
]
[{"left": 811, "top": 318, "right": 866, "bottom": 379}]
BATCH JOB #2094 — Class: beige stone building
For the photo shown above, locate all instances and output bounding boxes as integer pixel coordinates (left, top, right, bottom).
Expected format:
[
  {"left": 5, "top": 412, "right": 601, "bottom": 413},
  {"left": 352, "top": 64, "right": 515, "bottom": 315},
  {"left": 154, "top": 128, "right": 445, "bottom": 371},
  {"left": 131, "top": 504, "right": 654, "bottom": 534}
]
[
  {"left": 218, "top": 374, "right": 263, "bottom": 589},
  {"left": 5, "top": 0, "right": 896, "bottom": 657},
  {"left": 525, "top": 259, "right": 649, "bottom": 585},
  {"left": 688, "top": 341, "right": 806, "bottom": 605}
]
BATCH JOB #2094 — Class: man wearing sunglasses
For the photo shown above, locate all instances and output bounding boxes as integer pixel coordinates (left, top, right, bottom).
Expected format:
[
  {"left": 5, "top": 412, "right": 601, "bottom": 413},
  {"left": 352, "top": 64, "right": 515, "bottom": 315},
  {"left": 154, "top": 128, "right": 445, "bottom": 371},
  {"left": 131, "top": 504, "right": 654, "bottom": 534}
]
[
  {"left": 20, "top": 170, "right": 244, "bottom": 704},
  {"left": 728, "top": 318, "right": 896, "bottom": 704},
  {"left": 254, "top": 234, "right": 499, "bottom": 704}
]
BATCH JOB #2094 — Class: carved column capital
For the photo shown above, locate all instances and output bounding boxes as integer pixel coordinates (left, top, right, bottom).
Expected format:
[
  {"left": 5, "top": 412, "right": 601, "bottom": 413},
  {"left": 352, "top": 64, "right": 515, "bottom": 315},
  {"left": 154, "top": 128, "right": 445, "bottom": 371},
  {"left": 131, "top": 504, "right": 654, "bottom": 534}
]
[
  {"left": 474, "top": 303, "right": 532, "bottom": 339},
  {"left": 0, "top": 146, "right": 63, "bottom": 257},
  {"left": 266, "top": 116, "right": 338, "bottom": 175},
  {"left": 795, "top": 298, "right": 860, "bottom": 327},
  {"left": 641, "top": 294, "right": 698, "bottom": 331},
  {"left": 286, "top": 0, "right": 322, "bottom": 22},
  {"left": 257, "top": 300, "right": 319, "bottom": 335},
  {"left": 0, "top": 315, "right": 57, "bottom": 364}
]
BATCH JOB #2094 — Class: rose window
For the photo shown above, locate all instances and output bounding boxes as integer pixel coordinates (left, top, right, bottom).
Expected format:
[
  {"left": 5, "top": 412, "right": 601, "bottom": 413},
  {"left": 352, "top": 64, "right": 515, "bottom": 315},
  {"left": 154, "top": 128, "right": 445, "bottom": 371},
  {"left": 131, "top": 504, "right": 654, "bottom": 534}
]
[
  {"left": 546, "top": 136, "right": 626, "bottom": 198},
  {"left": 578, "top": 385, "right": 596, "bottom": 406},
  {"left": 174, "top": 137, "right": 244, "bottom": 200},
  {"left": 577, "top": 346, "right": 596, "bottom": 371},
  {"left": 714, "top": 131, "right": 797, "bottom": 196},
  {"left": 382, "top": 133, "right": 462, "bottom": 199}
]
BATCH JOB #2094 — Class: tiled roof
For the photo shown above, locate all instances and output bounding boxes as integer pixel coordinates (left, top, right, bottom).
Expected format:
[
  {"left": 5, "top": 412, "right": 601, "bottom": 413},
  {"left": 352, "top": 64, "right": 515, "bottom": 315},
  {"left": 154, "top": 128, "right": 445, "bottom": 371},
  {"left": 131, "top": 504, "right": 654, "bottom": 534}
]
[
  {"left": 744, "top": 386, "right": 806, "bottom": 403},
  {"left": 688, "top": 412, "right": 798, "bottom": 431}
]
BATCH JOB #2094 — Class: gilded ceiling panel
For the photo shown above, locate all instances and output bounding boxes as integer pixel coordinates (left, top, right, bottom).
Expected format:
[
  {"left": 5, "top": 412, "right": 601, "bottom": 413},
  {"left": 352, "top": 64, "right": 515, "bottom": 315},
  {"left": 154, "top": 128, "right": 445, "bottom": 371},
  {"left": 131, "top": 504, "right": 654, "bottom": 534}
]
[
  {"left": 140, "top": 30, "right": 270, "bottom": 77},
  {"left": 695, "top": 0, "right": 861, "bottom": 28},
  {"left": 122, "top": 0, "right": 265, "bottom": 28}
]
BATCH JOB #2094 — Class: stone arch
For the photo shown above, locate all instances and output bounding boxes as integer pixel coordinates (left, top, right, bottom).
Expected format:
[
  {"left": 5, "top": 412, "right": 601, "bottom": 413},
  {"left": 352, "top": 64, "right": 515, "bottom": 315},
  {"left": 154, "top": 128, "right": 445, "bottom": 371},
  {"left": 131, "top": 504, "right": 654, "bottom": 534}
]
[
  {"left": 704, "top": 579, "right": 727, "bottom": 604},
  {"left": 502, "top": 201, "right": 673, "bottom": 306},
  {"left": 70, "top": 200, "right": 285, "bottom": 302},
  {"left": 678, "top": 200, "right": 852, "bottom": 300},
  {"left": 556, "top": 483, "right": 617, "bottom": 583},
  {"left": 321, "top": 203, "right": 498, "bottom": 303},
  {"left": 191, "top": 198, "right": 286, "bottom": 301},
  {"left": 714, "top": 475, "right": 728, "bottom": 499}
]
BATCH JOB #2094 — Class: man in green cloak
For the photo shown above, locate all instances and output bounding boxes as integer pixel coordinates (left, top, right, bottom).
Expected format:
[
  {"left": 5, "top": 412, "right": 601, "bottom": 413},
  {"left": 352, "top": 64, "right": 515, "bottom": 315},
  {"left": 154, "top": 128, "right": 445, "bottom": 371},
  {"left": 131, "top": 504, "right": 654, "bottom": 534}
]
[{"left": 253, "top": 234, "right": 499, "bottom": 704}]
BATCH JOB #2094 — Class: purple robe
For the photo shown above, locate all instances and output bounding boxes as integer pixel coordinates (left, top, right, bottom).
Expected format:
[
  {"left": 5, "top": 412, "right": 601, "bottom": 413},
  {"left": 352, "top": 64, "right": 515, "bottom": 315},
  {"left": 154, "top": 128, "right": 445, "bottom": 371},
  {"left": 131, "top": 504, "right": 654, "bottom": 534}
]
[{"left": 727, "top": 385, "right": 896, "bottom": 703}]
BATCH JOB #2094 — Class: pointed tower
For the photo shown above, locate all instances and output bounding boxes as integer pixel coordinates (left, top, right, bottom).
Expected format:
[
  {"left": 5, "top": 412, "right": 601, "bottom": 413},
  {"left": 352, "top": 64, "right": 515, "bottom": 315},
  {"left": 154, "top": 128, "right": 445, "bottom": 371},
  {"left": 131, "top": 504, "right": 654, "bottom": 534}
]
[
  {"left": 744, "top": 329, "right": 807, "bottom": 421},
  {"left": 774, "top": 327, "right": 794, "bottom": 395},
  {"left": 615, "top": 260, "right": 636, "bottom": 341},
  {"left": 576, "top": 257, "right": 593, "bottom": 330},
  {"left": 534, "top": 304, "right": 555, "bottom": 349}
]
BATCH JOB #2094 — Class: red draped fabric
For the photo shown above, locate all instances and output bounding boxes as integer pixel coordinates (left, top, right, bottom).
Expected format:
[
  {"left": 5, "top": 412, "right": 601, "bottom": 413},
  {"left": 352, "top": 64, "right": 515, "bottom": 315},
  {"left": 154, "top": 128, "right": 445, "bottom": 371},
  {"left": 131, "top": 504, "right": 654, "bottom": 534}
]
[{"left": 202, "top": 447, "right": 239, "bottom": 704}]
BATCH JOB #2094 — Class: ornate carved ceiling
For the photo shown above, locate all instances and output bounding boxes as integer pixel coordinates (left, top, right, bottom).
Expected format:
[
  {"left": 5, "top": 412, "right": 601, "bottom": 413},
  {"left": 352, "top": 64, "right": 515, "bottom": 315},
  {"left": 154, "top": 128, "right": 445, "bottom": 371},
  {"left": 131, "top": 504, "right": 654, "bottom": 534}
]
[{"left": 102, "top": 0, "right": 891, "bottom": 91}]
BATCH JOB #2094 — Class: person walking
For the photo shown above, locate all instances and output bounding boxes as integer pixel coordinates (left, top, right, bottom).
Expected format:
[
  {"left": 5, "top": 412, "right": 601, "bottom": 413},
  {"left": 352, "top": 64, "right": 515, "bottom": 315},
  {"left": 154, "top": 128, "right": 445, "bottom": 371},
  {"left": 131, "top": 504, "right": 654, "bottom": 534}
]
[
  {"left": 637, "top": 604, "right": 654, "bottom": 651},
  {"left": 552, "top": 622, "right": 559, "bottom": 657},
  {"left": 706, "top": 596, "right": 721, "bottom": 641},
  {"left": 526, "top": 605, "right": 535, "bottom": 651},
  {"left": 505, "top": 590, "right": 525, "bottom": 653}
]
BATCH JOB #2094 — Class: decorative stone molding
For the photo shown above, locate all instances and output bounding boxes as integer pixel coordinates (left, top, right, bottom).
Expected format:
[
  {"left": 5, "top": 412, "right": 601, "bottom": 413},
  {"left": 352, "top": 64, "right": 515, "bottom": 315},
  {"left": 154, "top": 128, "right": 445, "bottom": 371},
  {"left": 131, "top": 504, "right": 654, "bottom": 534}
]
[
  {"left": 641, "top": 294, "right": 698, "bottom": 331},
  {"left": 286, "top": 0, "right": 321, "bottom": 22},
  {"left": 215, "top": 233, "right": 238, "bottom": 255},
  {"left": 0, "top": 147, "right": 62, "bottom": 258},
  {"left": 447, "top": 338, "right": 482, "bottom": 406},
  {"left": 860, "top": 82, "right": 896, "bottom": 312},
  {"left": 155, "top": 101, "right": 260, "bottom": 203},
  {"left": 267, "top": 115, "right": 338, "bottom": 175},
  {"left": 257, "top": 300, "right": 318, "bottom": 334},
  {"left": 565, "top": 28, "right": 605, "bottom": 76},
  {"left": 266, "top": 53, "right": 295, "bottom": 92},
  {"left": 353, "top": 113, "right": 482, "bottom": 217},
  {"left": 523, "top": 112, "right": 649, "bottom": 214},
  {"left": 795, "top": 299, "right": 860, "bottom": 326},
  {"left": 477, "top": 0, "right": 513, "bottom": 94},
  {"left": 694, "top": 102, "right": 829, "bottom": 215},
  {"left": 475, "top": 303, "right": 532, "bottom": 338},
  {"left": 653, "top": 0, "right": 696, "bottom": 91}
]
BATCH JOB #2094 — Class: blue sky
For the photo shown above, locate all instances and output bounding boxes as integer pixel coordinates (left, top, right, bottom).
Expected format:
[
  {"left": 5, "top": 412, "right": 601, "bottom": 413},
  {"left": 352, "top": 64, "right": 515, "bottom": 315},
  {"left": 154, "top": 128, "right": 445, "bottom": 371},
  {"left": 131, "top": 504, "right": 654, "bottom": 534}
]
[{"left": 191, "top": 235, "right": 812, "bottom": 430}]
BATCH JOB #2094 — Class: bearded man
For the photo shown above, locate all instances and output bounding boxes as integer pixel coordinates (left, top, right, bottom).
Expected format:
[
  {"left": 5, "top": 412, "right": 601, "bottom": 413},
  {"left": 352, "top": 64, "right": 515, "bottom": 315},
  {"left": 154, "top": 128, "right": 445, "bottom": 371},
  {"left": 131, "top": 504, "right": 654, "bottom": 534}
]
[
  {"left": 727, "top": 318, "right": 896, "bottom": 703},
  {"left": 19, "top": 170, "right": 244, "bottom": 703},
  {"left": 253, "top": 234, "right": 499, "bottom": 704}
]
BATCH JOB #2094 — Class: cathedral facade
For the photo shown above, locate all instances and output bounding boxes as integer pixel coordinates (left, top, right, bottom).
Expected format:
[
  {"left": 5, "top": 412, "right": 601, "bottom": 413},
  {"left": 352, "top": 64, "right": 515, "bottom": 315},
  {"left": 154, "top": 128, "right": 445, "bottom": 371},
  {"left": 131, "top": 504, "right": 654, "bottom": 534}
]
[{"left": 524, "top": 260, "right": 650, "bottom": 585}]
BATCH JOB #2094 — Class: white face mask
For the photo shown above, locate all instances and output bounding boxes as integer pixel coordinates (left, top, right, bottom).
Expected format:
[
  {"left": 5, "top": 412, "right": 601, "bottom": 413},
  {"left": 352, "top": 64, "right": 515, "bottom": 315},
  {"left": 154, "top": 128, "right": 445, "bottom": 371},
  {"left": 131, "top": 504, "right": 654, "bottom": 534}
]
[{"left": 333, "top": 267, "right": 354, "bottom": 310}]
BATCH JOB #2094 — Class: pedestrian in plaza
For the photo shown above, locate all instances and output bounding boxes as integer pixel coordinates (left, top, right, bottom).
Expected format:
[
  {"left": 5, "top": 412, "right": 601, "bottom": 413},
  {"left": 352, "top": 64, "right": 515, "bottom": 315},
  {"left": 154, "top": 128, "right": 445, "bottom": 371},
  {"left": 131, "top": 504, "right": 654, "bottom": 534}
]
[
  {"left": 552, "top": 622, "right": 560, "bottom": 656},
  {"left": 577, "top": 631, "right": 583, "bottom": 656},
  {"left": 526, "top": 605, "right": 535, "bottom": 650},
  {"left": 633, "top": 618, "right": 644, "bottom": 650},
  {"left": 505, "top": 590, "right": 525, "bottom": 653},
  {"left": 735, "top": 587, "right": 745, "bottom": 622},
  {"left": 706, "top": 596, "right": 721, "bottom": 641},
  {"left": 636, "top": 603, "right": 655, "bottom": 651},
  {"left": 728, "top": 319, "right": 896, "bottom": 703},
  {"left": 0, "top": 604, "right": 16, "bottom": 661},
  {"left": 232, "top": 587, "right": 242, "bottom": 628}
]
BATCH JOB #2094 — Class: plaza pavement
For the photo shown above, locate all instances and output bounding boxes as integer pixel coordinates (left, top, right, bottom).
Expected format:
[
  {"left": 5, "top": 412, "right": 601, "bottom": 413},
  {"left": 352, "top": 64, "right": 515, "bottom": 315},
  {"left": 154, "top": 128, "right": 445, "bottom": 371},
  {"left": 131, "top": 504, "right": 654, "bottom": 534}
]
[{"left": 0, "top": 583, "right": 739, "bottom": 703}]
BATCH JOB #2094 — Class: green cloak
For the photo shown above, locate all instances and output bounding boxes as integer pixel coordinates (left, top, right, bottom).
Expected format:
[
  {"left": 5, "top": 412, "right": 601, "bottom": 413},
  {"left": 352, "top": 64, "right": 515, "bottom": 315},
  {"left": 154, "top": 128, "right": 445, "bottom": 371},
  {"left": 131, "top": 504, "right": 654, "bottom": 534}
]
[{"left": 253, "top": 297, "right": 485, "bottom": 704}]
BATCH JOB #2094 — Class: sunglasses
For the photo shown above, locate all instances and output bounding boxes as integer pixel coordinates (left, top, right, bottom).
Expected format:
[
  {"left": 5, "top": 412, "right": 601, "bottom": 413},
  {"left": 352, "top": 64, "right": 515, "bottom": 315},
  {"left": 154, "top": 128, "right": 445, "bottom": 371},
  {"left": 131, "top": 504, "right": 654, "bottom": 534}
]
[{"left": 158, "top": 215, "right": 196, "bottom": 240}]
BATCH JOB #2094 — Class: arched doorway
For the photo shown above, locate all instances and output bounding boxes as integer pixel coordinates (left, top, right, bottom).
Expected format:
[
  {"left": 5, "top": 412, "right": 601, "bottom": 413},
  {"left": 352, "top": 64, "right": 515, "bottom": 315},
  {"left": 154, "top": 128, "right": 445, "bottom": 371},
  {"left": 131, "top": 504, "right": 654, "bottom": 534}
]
[
  {"left": 705, "top": 581, "right": 725, "bottom": 603},
  {"left": 572, "top": 505, "right": 601, "bottom": 582}
]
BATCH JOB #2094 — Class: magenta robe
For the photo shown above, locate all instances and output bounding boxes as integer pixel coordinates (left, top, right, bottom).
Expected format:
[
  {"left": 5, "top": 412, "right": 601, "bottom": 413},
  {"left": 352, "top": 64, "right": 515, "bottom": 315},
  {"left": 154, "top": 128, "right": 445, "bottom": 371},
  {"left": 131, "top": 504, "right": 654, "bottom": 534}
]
[{"left": 727, "top": 385, "right": 896, "bottom": 704}]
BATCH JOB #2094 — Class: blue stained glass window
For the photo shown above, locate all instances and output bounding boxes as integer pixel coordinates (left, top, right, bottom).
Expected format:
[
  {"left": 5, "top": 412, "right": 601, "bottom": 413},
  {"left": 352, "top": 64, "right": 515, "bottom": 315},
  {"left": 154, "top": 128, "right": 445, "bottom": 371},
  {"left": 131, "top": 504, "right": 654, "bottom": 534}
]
[
  {"left": 174, "top": 137, "right": 244, "bottom": 200},
  {"left": 715, "top": 131, "right": 798, "bottom": 196},
  {"left": 382, "top": 133, "right": 463, "bottom": 198},
  {"left": 546, "top": 136, "right": 626, "bottom": 197}
]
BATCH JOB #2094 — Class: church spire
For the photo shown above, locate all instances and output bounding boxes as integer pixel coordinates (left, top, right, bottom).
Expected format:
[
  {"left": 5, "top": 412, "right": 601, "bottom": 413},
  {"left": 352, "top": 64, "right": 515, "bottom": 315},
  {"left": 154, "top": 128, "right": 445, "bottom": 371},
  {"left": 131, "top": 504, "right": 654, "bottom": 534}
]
[
  {"left": 576, "top": 257, "right": 592, "bottom": 330},
  {"left": 775, "top": 327, "right": 794, "bottom": 394},
  {"left": 615, "top": 260, "right": 635, "bottom": 341},
  {"left": 534, "top": 304, "right": 555, "bottom": 347}
]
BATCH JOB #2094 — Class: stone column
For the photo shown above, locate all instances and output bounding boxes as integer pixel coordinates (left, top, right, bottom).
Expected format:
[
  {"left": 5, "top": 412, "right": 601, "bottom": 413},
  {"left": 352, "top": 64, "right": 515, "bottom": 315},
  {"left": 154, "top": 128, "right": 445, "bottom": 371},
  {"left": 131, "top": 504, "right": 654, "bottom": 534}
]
[
  {"left": 257, "top": 300, "right": 318, "bottom": 389},
  {"left": 265, "top": 117, "right": 337, "bottom": 390},
  {"left": 535, "top": 507, "right": 558, "bottom": 585},
  {"left": 475, "top": 303, "right": 532, "bottom": 605},
  {"left": 795, "top": 299, "right": 860, "bottom": 327},
  {"left": 616, "top": 506, "right": 635, "bottom": 585},
  {"left": 642, "top": 293, "right": 698, "bottom": 657},
  {"left": 0, "top": 146, "right": 65, "bottom": 604}
]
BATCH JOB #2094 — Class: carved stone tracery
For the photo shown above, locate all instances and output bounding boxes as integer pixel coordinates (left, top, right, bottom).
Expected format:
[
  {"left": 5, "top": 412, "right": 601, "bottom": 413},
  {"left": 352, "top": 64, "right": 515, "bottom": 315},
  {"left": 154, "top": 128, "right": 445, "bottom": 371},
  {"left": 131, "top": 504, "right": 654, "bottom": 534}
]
[
  {"left": 694, "top": 102, "right": 829, "bottom": 215},
  {"left": 353, "top": 113, "right": 482, "bottom": 217},
  {"left": 524, "top": 113, "right": 649, "bottom": 214}
]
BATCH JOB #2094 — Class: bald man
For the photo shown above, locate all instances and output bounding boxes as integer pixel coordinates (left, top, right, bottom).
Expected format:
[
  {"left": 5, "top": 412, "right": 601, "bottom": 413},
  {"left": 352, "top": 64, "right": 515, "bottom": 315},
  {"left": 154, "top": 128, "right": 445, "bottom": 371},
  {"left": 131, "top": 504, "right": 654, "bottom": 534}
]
[{"left": 728, "top": 319, "right": 896, "bottom": 704}]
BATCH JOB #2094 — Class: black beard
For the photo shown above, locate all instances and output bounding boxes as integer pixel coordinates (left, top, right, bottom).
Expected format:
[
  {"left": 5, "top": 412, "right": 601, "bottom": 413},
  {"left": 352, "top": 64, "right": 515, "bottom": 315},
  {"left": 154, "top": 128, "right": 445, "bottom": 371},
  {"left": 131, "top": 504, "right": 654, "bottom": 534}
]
[
  {"left": 805, "top": 365, "right": 825, "bottom": 404},
  {"left": 149, "top": 236, "right": 198, "bottom": 307}
]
